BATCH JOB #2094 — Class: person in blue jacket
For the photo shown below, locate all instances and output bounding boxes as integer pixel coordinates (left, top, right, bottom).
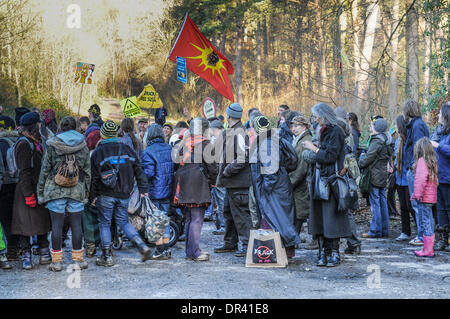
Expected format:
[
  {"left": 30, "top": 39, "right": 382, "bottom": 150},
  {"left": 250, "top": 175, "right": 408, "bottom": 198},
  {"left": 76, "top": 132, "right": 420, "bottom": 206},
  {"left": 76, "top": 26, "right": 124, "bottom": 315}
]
[
  {"left": 403, "top": 99, "right": 429, "bottom": 246},
  {"left": 431, "top": 101, "right": 450, "bottom": 252},
  {"left": 142, "top": 124, "right": 174, "bottom": 260},
  {"left": 394, "top": 115, "right": 416, "bottom": 242}
]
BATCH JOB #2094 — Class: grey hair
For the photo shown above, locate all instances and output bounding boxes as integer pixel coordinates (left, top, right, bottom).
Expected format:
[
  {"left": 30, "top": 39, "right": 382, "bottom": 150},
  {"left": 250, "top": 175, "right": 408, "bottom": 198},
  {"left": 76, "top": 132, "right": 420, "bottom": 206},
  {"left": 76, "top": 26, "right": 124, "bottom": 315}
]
[{"left": 312, "top": 103, "right": 339, "bottom": 126}]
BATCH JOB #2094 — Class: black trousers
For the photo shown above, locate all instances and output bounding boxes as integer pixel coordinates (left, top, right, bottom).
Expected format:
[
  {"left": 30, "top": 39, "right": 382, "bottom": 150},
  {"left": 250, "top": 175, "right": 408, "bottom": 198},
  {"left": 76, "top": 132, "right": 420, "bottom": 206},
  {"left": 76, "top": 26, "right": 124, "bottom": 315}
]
[
  {"left": 223, "top": 188, "right": 253, "bottom": 248},
  {"left": 387, "top": 184, "right": 398, "bottom": 216},
  {"left": 19, "top": 234, "right": 49, "bottom": 251},
  {"left": 346, "top": 210, "right": 361, "bottom": 247},
  {"left": 0, "top": 184, "right": 19, "bottom": 248},
  {"left": 397, "top": 185, "right": 416, "bottom": 236}
]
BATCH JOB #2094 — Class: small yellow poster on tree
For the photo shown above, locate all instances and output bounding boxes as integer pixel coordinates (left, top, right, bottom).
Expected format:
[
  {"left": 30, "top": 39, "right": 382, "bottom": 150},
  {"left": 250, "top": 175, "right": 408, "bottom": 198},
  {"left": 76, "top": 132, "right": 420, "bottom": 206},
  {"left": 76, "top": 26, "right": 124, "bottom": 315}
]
[
  {"left": 137, "top": 84, "right": 163, "bottom": 109},
  {"left": 120, "top": 96, "right": 142, "bottom": 118}
]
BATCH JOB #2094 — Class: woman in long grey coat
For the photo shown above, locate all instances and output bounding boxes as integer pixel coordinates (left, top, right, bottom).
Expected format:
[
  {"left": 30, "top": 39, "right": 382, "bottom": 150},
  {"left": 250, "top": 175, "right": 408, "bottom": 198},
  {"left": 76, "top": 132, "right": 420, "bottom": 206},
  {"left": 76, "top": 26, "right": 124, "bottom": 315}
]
[
  {"left": 303, "top": 103, "right": 351, "bottom": 267},
  {"left": 12, "top": 112, "right": 51, "bottom": 269}
]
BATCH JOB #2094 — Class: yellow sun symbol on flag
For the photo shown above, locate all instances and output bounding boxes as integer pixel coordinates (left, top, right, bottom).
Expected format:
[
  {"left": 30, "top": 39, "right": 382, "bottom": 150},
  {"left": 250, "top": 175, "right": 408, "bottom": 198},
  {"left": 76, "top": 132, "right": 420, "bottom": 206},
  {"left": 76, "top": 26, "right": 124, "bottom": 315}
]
[{"left": 186, "top": 35, "right": 227, "bottom": 86}]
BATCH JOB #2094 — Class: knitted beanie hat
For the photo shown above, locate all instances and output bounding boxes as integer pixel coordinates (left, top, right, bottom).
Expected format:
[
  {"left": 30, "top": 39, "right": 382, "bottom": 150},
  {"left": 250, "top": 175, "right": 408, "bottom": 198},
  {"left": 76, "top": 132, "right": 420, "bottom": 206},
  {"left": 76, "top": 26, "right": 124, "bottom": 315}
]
[
  {"left": 253, "top": 115, "right": 270, "bottom": 134},
  {"left": 226, "top": 103, "right": 243, "bottom": 119},
  {"left": 20, "top": 111, "right": 40, "bottom": 127},
  {"left": 42, "top": 109, "right": 56, "bottom": 125},
  {"left": 373, "top": 118, "right": 388, "bottom": 133},
  {"left": 100, "top": 120, "right": 119, "bottom": 139},
  {"left": 290, "top": 115, "right": 311, "bottom": 129}
]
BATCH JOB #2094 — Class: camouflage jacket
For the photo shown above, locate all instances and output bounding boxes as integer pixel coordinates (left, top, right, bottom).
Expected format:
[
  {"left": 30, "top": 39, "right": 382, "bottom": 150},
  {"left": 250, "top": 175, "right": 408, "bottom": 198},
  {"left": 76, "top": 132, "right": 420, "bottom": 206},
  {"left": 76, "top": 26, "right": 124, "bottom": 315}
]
[{"left": 37, "top": 131, "right": 91, "bottom": 204}]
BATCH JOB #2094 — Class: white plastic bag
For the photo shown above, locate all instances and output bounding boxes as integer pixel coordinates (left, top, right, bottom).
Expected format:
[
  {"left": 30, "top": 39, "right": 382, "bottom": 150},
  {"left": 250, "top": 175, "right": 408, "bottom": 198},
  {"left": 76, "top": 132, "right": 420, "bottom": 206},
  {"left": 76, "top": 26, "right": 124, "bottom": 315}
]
[{"left": 128, "top": 183, "right": 141, "bottom": 214}]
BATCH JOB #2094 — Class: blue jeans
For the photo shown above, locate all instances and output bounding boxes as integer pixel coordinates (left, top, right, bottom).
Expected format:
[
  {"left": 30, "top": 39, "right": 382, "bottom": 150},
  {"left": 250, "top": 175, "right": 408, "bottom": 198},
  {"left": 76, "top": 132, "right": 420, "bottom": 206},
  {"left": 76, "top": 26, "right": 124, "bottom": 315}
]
[
  {"left": 407, "top": 169, "right": 423, "bottom": 240},
  {"left": 152, "top": 198, "right": 171, "bottom": 239},
  {"left": 368, "top": 186, "right": 389, "bottom": 237},
  {"left": 212, "top": 187, "right": 226, "bottom": 229},
  {"left": 416, "top": 202, "right": 434, "bottom": 236},
  {"left": 96, "top": 195, "right": 140, "bottom": 247}
]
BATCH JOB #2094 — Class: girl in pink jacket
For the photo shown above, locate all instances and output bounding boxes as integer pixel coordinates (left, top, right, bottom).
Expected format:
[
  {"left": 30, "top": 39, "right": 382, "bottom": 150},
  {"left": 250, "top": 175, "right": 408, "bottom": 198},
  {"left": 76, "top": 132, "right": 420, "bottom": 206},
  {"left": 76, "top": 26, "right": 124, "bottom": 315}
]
[{"left": 411, "top": 137, "right": 438, "bottom": 257}]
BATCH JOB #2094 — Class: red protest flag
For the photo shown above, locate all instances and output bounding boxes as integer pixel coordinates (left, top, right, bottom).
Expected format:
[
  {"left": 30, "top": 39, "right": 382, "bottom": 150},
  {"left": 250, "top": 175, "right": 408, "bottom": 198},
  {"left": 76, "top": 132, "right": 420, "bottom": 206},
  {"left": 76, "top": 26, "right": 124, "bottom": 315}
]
[{"left": 168, "top": 15, "right": 235, "bottom": 102}]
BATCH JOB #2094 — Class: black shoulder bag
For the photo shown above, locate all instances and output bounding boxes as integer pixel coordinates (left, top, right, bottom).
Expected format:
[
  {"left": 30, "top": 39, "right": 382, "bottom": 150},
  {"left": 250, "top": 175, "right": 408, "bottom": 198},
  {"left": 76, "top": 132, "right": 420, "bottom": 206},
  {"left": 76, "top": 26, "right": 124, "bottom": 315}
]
[{"left": 100, "top": 143, "right": 123, "bottom": 189}]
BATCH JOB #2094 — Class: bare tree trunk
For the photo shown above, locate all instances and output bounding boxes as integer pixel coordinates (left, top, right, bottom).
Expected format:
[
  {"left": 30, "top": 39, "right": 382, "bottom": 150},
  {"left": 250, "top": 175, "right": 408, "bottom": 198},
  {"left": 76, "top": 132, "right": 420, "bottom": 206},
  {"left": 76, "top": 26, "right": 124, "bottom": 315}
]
[
  {"left": 351, "top": 0, "right": 361, "bottom": 110},
  {"left": 388, "top": 0, "right": 399, "bottom": 120},
  {"left": 423, "top": 9, "right": 432, "bottom": 107},
  {"left": 436, "top": 14, "right": 448, "bottom": 90},
  {"left": 405, "top": 0, "right": 419, "bottom": 101},
  {"left": 256, "top": 20, "right": 262, "bottom": 108},
  {"left": 353, "top": 1, "right": 379, "bottom": 116},
  {"left": 262, "top": 17, "right": 268, "bottom": 59},
  {"left": 235, "top": 16, "right": 243, "bottom": 104},
  {"left": 14, "top": 67, "right": 21, "bottom": 106},
  {"left": 316, "top": 2, "right": 327, "bottom": 97}
]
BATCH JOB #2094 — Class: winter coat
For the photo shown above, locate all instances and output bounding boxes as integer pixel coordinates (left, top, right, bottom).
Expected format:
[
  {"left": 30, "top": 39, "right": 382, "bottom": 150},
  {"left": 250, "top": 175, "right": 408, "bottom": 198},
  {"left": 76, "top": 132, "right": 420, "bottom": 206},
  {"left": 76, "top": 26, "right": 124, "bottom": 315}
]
[
  {"left": 12, "top": 135, "right": 51, "bottom": 236},
  {"left": 279, "top": 122, "right": 294, "bottom": 144},
  {"left": 430, "top": 124, "right": 443, "bottom": 143},
  {"left": 142, "top": 137, "right": 174, "bottom": 200},
  {"left": 174, "top": 138, "right": 217, "bottom": 205},
  {"left": 308, "top": 123, "right": 351, "bottom": 238},
  {"left": 89, "top": 138, "right": 148, "bottom": 201},
  {"left": 411, "top": 157, "right": 437, "bottom": 204},
  {"left": 405, "top": 116, "right": 429, "bottom": 170},
  {"left": 216, "top": 121, "right": 252, "bottom": 188},
  {"left": 435, "top": 132, "right": 450, "bottom": 184},
  {"left": 394, "top": 139, "right": 408, "bottom": 186},
  {"left": 0, "top": 130, "right": 19, "bottom": 184},
  {"left": 289, "top": 130, "right": 312, "bottom": 220},
  {"left": 359, "top": 133, "right": 394, "bottom": 188},
  {"left": 37, "top": 130, "right": 91, "bottom": 205},
  {"left": 352, "top": 127, "right": 360, "bottom": 158},
  {"left": 250, "top": 132, "right": 300, "bottom": 247}
]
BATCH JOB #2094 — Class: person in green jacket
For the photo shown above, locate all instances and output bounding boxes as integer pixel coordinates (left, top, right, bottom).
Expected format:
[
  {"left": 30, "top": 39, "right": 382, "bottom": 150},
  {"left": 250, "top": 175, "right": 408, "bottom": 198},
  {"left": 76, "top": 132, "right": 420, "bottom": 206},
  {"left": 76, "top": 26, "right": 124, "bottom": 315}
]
[{"left": 37, "top": 116, "right": 91, "bottom": 272}]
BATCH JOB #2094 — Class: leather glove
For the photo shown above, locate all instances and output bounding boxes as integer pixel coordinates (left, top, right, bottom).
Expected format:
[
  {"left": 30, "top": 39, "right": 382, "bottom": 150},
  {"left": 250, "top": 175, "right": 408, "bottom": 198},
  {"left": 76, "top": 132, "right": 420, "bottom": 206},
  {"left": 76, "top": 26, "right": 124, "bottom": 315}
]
[{"left": 25, "top": 194, "right": 37, "bottom": 208}]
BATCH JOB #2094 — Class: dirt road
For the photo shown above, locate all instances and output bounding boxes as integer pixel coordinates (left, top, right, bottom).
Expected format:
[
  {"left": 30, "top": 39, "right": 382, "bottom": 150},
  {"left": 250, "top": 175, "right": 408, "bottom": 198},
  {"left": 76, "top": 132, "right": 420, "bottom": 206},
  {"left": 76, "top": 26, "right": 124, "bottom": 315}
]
[{"left": 1, "top": 216, "right": 449, "bottom": 299}]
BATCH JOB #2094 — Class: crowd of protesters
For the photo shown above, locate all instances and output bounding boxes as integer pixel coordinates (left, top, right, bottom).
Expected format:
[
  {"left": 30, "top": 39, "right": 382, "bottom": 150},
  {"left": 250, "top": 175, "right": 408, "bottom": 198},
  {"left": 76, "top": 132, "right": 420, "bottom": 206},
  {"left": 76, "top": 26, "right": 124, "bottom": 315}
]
[{"left": 0, "top": 97, "right": 449, "bottom": 272}]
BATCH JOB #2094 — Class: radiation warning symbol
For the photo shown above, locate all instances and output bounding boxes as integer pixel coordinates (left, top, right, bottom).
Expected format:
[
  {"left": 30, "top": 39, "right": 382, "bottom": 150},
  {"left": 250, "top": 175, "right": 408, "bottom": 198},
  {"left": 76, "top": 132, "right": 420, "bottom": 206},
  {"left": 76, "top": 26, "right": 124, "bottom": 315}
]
[{"left": 120, "top": 96, "right": 142, "bottom": 118}]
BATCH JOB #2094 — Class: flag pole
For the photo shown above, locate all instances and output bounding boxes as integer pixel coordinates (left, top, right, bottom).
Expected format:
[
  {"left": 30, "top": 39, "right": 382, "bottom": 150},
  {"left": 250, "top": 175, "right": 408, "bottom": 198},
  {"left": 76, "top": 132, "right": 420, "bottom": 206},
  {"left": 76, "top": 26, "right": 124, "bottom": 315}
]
[{"left": 77, "top": 83, "right": 84, "bottom": 118}]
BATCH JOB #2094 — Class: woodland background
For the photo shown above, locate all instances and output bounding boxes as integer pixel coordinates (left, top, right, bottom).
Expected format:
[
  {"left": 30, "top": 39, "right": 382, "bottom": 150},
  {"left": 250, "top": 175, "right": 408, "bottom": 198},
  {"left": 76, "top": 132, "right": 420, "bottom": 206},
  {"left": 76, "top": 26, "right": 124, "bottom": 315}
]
[{"left": 0, "top": 0, "right": 448, "bottom": 131}]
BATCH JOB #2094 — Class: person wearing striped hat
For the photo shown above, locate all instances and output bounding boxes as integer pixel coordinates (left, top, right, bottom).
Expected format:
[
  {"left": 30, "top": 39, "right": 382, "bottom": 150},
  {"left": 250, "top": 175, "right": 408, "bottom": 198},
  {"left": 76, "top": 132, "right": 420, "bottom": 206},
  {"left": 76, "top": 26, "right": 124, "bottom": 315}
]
[{"left": 90, "top": 120, "right": 151, "bottom": 266}]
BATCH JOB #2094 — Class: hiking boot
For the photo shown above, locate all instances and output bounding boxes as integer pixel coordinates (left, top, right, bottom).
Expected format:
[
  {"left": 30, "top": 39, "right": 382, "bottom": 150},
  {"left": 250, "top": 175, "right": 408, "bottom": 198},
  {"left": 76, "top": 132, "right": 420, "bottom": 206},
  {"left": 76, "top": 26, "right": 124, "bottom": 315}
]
[
  {"left": 72, "top": 249, "right": 88, "bottom": 270},
  {"left": 0, "top": 253, "right": 12, "bottom": 270},
  {"left": 6, "top": 246, "right": 19, "bottom": 261},
  {"left": 234, "top": 248, "right": 247, "bottom": 257},
  {"left": 305, "top": 239, "right": 319, "bottom": 250},
  {"left": 316, "top": 237, "right": 327, "bottom": 266},
  {"left": 21, "top": 250, "right": 33, "bottom": 270},
  {"left": 85, "top": 243, "right": 97, "bottom": 258},
  {"left": 164, "top": 249, "right": 172, "bottom": 259},
  {"left": 133, "top": 237, "right": 152, "bottom": 262},
  {"left": 327, "top": 250, "right": 341, "bottom": 267},
  {"left": 32, "top": 246, "right": 39, "bottom": 256},
  {"left": 434, "top": 225, "right": 449, "bottom": 251},
  {"left": 344, "top": 244, "right": 361, "bottom": 255},
  {"left": 49, "top": 249, "right": 63, "bottom": 272},
  {"left": 39, "top": 248, "right": 52, "bottom": 265},
  {"left": 96, "top": 247, "right": 114, "bottom": 267},
  {"left": 212, "top": 227, "right": 225, "bottom": 235},
  {"left": 214, "top": 245, "right": 238, "bottom": 253}
]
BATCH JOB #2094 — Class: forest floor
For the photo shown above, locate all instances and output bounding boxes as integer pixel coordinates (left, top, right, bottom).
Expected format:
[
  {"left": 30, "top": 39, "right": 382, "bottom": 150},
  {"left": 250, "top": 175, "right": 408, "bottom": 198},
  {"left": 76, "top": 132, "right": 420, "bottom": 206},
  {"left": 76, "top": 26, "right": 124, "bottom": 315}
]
[{"left": 1, "top": 201, "right": 449, "bottom": 299}]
